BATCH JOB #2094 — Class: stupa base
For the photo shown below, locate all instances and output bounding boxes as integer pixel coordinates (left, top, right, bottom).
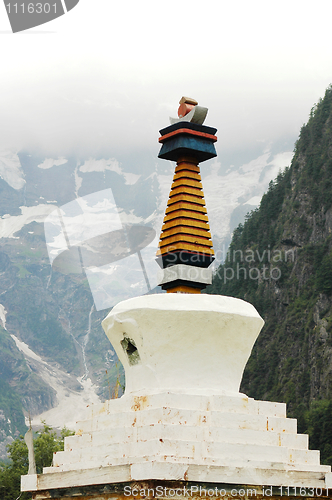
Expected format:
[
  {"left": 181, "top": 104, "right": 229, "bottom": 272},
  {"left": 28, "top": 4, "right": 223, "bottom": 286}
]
[
  {"left": 21, "top": 295, "right": 332, "bottom": 498},
  {"left": 22, "top": 391, "right": 332, "bottom": 496},
  {"left": 21, "top": 471, "right": 332, "bottom": 500}
]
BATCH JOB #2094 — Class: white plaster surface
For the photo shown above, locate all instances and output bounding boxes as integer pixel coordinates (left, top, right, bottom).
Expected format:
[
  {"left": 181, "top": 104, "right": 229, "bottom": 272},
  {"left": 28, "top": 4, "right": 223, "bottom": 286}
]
[
  {"left": 326, "top": 472, "right": 332, "bottom": 489},
  {"left": 102, "top": 294, "right": 264, "bottom": 396},
  {"left": 22, "top": 294, "right": 332, "bottom": 492},
  {"left": 158, "top": 264, "right": 212, "bottom": 286},
  {"left": 24, "top": 391, "right": 331, "bottom": 490}
]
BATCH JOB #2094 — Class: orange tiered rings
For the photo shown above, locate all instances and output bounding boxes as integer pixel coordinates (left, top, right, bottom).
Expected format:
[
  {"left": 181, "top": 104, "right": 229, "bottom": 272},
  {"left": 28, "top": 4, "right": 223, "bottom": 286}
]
[{"left": 156, "top": 97, "right": 217, "bottom": 293}]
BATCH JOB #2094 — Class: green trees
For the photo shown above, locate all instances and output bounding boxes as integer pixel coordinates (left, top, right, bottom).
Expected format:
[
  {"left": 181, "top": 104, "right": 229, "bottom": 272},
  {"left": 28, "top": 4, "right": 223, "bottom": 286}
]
[
  {"left": 0, "top": 423, "right": 74, "bottom": 500},
  {"left": 305, "top": 400, "right": 332, "bottom": 465}
]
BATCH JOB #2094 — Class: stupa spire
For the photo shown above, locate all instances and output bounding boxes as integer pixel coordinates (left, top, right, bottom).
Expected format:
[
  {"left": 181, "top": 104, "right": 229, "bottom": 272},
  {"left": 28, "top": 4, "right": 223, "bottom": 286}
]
[{"left": 156, "top": 97, "right": 217, "bottom": 293}]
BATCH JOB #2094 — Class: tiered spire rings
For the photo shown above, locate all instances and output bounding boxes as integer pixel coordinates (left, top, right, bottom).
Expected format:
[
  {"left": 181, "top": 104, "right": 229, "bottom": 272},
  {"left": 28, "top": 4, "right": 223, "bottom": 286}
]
[{"left": 156, "top": 97, "right": 217, "bottom": 293}]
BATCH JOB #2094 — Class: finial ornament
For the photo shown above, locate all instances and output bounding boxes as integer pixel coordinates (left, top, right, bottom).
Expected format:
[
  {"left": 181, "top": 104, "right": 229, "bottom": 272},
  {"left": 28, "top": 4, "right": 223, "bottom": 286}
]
[{"left": 170, "top": 96, "right": 208, "bottom": 125}]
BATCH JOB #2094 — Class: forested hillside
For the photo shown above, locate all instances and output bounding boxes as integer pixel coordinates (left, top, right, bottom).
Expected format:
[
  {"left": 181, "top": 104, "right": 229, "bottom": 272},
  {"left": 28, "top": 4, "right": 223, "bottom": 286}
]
[{"left": 208, "top": 85, "right": 332, "bottom": 464}]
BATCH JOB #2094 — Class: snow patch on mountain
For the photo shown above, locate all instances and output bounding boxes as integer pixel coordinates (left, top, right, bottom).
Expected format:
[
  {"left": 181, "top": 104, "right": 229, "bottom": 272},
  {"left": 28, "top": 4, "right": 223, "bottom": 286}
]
[
  {"left": 245, "top": 196, "right": 262, "bottom": 206},
  {"left": 117, "top": 208, "right": 144, "bottom": 225},
  {"left": 10, "top": 334, "right": 45, "bottom": 364},
  {"left": 74, "top": 166, "right": 83, "bottom": 197},
  {"left": 0, "top": 204, "right": 57, "bottom": 238},
  {"left": 79, "top": 158, "right": 141, "bottom": 185},
  {"left": 123, "top": 172, "right": 141, "bottom": 185},
  {"left": 0, "top": 304, "right": 7, "bottom": 330},
  {"left": 37, "top": 158, "right": 68, "bottom": 169},
  {"left": 0, "top": 150, "right": 25, "bottom": 190},
  {"left": 80, "top": 158, "right": 121, "bottom": 174},
  {"left": 10, "top": 333, "right": 100, "bottom": 430},
  {"left": 263, "top": 151, "right": 293, "bottom": 183},
  {"left": 154, "top": 171, "right": 173, "bottom": 215},
  {"left": 31, "top": 376, "right": 101, "bottom": 431},
  {"left": 239, "top": 152, "right": 270, "bottom": 174}
]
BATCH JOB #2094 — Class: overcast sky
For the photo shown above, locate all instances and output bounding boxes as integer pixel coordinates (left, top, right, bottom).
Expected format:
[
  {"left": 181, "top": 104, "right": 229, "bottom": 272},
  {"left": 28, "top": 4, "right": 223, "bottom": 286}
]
[{"left": 1, "top": 0, "right": 332, "bottom": 164}]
